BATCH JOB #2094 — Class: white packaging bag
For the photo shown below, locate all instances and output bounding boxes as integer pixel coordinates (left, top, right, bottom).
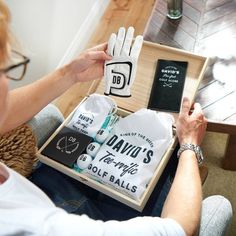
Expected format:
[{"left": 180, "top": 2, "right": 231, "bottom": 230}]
[
  {"left": 84, "top": 108, "right": 174, "bottom": 200},
  {"left": 67, "top": 94, "right": 117, "bottom": 137}
]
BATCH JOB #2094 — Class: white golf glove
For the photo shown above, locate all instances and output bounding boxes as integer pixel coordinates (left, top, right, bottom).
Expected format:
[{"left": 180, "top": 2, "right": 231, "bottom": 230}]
[{"left": 104, "top": 27, "right": 143, "bottom": 97}]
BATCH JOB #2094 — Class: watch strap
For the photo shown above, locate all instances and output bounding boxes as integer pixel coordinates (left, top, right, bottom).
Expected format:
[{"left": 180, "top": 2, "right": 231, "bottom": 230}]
[{"left": 177, "top": 143, "right": 204, "bottom": 165}]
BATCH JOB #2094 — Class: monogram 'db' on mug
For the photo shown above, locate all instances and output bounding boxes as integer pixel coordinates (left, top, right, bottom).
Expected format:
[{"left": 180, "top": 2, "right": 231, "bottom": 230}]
[{"left": 167, "top": 0, "right": 183, "bottom": 20}]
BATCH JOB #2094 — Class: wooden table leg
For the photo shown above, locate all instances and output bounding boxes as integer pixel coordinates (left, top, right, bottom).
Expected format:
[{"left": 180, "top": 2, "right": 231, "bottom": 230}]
[
  {"left": 222, "top": 134, "right": 236, "bottom": 170},
  {"left": 199, "top": 165, "right": 208, "bottom": 185}
]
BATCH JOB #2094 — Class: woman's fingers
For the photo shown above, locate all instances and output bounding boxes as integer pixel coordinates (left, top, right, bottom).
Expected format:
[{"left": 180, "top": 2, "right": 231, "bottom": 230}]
[
  {"left": 86, "top": 51, "right": 112, "bottom": 61},
  {"left": 180, "top": 97, "right": 191, "bottom": 116}
]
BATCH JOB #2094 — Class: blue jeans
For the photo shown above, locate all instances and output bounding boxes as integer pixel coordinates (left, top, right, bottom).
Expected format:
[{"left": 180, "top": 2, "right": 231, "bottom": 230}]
[
  {"left": 28, "top": 104, "right": 178, "bottom": 220},
  {"left": 30, "top": 153, "right": 177, "bottom": 220}
]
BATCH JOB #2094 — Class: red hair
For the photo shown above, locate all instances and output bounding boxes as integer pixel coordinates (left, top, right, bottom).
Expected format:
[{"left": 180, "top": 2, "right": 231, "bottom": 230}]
[{"left": 0, "top": 0, "right": 11, "bottom": 65}]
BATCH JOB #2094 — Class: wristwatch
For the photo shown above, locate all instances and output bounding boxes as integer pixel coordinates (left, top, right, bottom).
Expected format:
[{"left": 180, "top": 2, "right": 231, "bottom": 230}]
[{"left": 177, "top": 143, "right": 204, "bottom": 165}]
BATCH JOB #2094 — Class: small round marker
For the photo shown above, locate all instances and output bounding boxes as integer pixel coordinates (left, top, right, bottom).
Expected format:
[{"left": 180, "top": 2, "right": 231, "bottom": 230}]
[
  {"left": 86, "top": 142, "right": 101, "bottom": 157},
  {"left": 76, "top": 154, "right": 92, "bottom": 170},
  {"left": 96, "top": 129, "right": 110, "bottom": 143}
]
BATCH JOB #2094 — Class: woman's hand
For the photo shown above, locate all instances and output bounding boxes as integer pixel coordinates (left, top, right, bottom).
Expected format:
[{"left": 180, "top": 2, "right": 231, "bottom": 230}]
[
  {"left": 64, "top": 43, "right": 112, "bottom": 83},
  {"left": 176, "top": 97, "right": 207, "bottom": 146}
]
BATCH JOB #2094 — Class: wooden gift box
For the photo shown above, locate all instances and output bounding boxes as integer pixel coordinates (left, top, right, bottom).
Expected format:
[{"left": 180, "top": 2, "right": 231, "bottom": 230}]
[{"left": 36, "top": 41, "right": 208, "bottom": 211}]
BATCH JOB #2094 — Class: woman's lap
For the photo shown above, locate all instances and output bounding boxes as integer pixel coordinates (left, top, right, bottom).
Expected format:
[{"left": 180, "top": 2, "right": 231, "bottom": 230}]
[
  {"left": 28, "top": 104, "right": 178, "bottom": 220},
  {"left": 30, "top": 154, "right": 177, "bottom": 220},
  {"left": 28, "top": 104, "right": 233, "bottom": 234}
]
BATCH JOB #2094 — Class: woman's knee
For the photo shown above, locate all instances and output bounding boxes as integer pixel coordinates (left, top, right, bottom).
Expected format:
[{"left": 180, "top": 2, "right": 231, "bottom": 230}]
[
  {"left": 199, "top": 195, "right": 233, "bottom": 236},
  {"left": 27, "top": 104, "right": 64, "bottom": 147}
]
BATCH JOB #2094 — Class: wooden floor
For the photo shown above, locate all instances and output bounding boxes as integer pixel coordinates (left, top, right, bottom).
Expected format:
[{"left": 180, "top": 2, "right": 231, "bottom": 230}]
[{"left": 54, "top": 0, "right": 155, "bottom": 118}]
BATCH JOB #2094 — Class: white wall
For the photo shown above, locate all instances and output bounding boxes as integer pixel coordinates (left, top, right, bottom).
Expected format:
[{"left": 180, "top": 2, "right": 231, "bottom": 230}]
[{"left": 7, "top": 0, "right": 109, "bottom": 89}]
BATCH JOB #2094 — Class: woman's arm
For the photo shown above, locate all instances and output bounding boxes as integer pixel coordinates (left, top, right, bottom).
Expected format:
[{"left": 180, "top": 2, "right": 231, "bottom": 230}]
[
  {"left": 161, "top": 97, "right": 207, "bottom": 236},
  {"left": 0, "top": 43, "right": 111, "bottom": 134}
]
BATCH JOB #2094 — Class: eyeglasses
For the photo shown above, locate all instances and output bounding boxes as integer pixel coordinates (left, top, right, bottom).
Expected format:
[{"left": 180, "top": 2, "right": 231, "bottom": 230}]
[{"left": 0, "top": 50, "right": 30, "bottom": 81}]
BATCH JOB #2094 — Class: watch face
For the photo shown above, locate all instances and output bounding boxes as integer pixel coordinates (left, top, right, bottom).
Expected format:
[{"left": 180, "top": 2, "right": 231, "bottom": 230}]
[{"left": 195, "top": 145, "right": 203, "bottom": 164}]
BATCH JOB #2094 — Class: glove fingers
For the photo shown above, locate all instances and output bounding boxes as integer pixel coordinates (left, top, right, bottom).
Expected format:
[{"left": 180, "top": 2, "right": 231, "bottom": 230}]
[
  {"left": 107, "top": 33, "right": 117, "bottom": 56},
  {"left": 114, "top": 27, "right": 126, "bottom": 56},
  {"left": 121, "top": 26, "right": 134, "bottom": 56},
  {"left": 130, "top": 35, "right": 143, "bottom": 59}
]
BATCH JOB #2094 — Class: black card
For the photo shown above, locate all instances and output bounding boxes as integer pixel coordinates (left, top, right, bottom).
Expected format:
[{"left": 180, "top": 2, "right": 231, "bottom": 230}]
[
  {"left": 148, "top": 59, "right": 188, "bottom": 112},
  {"left": 42, "top": 126, "right": 93, "bottom": 167}
]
